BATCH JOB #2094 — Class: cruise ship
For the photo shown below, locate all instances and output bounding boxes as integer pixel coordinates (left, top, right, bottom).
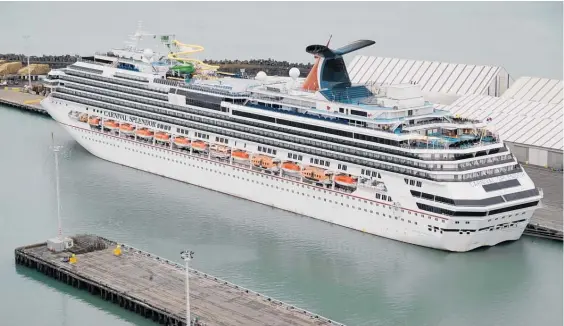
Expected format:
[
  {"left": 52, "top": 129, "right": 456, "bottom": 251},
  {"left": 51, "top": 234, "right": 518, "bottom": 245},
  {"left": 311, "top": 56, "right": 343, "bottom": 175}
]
[{"left": 41, "top": 27, "right": 543, "bottom": 252}]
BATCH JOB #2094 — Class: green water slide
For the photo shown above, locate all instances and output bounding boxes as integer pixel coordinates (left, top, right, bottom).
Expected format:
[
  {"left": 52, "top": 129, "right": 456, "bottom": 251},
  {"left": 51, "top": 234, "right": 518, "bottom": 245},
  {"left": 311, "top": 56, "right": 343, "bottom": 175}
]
[{"left": 170, "top": 63, "right": 195, "bottom": 74}]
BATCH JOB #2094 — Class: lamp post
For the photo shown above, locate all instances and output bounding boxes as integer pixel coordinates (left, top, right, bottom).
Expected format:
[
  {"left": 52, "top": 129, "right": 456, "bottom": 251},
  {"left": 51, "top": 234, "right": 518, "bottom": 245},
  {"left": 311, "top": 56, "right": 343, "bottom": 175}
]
[
  {"left": 23, "top": 35, "right": 32, "bottom": 89},
  {"left": 180, "top": 250, "right": 194, "bottom": 326},
  {"left": 52, "top": 133, "right": 63, "bottom": 239}
]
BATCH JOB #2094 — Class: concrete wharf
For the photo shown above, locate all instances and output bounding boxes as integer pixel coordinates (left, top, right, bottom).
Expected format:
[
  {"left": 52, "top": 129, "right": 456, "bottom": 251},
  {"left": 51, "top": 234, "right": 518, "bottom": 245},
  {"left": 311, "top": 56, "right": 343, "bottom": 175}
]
[
  {"left": 14, "top": 235, "right": 344, "bottom": 326},
  {"left": 0, "top": 88, "right": 47, "bottom": 115},
  {"left": 523, "top": 166, "right": 563, "bottom": 241}
]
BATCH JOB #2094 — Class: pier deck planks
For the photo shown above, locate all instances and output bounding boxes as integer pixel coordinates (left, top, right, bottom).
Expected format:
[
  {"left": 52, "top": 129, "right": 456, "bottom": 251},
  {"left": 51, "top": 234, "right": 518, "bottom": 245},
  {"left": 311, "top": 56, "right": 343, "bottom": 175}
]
[{"left": 16, "top": 238, "right": 338, "bottom": 326}]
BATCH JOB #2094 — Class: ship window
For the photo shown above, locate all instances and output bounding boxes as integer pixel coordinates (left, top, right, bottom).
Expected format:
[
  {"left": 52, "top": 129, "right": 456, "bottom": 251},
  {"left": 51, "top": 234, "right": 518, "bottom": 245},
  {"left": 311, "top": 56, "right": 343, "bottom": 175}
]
[{"left": 421, "top": 193, "right": 434, "bottom": 200}]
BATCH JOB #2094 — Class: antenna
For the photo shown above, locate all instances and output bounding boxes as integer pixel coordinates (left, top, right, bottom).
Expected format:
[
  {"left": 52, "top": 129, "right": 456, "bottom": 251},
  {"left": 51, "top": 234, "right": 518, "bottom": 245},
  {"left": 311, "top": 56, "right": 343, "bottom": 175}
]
[{"left": 52, "top": 133, "right": 63, "bottom": 239}]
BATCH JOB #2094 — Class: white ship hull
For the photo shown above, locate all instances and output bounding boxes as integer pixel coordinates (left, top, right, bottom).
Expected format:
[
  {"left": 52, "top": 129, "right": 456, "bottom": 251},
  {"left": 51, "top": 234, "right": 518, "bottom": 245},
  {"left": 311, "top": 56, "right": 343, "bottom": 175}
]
[{"left": 45, "top": 99, "right": 534, "bottom": 252}]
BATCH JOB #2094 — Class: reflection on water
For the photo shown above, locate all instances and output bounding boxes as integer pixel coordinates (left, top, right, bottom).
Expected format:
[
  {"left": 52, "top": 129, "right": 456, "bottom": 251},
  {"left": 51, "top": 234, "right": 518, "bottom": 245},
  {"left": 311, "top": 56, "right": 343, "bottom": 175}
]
[{"left": 0, "top": 106, "right": 562, "bottom": 326}]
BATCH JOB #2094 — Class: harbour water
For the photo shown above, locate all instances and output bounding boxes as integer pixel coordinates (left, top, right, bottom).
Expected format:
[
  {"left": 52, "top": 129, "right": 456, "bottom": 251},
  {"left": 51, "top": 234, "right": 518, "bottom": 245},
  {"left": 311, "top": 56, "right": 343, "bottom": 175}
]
[{"left": 0, "top": 105, "right": 562, "bottom": 326}]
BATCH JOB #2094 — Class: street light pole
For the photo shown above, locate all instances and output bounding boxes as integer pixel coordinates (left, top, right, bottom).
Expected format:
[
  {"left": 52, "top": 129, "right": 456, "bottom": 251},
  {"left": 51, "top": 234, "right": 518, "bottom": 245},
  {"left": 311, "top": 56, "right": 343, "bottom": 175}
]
[
  {"left": 180, "top": 250, "right": 194, "bottom": 326},
  {"left": 52, "top": 133, "right": 63, "bottom": 239},
  {"left": 23, "top": 35, "right": 32, "bottom": 89}
]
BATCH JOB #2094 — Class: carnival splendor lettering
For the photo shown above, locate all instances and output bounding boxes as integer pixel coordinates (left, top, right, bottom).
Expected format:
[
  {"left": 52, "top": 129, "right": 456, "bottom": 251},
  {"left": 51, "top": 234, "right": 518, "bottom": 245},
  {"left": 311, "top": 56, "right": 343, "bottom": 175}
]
[{"left": 103, "top": 111, "right": 157, "bottom": 128}]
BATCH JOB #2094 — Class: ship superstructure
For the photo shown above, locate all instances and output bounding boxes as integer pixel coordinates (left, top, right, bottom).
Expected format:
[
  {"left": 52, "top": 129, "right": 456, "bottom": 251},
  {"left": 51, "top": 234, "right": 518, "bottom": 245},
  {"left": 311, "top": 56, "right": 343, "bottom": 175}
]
[{"left": 41, "top": 27, "right": 543, "bottom": 252}]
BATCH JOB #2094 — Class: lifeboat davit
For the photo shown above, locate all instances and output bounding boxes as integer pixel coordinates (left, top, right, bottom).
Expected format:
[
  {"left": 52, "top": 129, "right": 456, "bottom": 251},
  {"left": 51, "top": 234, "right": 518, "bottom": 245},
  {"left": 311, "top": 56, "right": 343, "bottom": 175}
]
[
  {"left": 174, "top": 136, "right": 191, "bottom": 149},
  {"left": 155, "top": 131, "right": 170, "bottom": 143},
  {"left": 192, "top": 140, "right": 208, "bottom": 152},
  {"left": 104, "top": 119, "right": 120, "bottom": 130},
  {"left": 136, "top": 128, "right": 154, "bottom": 140},
  {"left": 334, "top": 175, "right": 358, "bottom": 187},
  {"left": 120, "top": 123, "right": 135, "bottom": 135},
  {"left": 88, "top": 116, "right": 100, "bottom": 127},
  {"left": 210, "top": 144, "right": 230, "bottom": 159},
  {"left": 281, "top": 161, "right": 301, "bottom": 175},
  {"left": 232, "top": 150, "right": 250, "bottom": 162},
  {"left": 68, "top": 111, "right": 80, "bottom": 120}
]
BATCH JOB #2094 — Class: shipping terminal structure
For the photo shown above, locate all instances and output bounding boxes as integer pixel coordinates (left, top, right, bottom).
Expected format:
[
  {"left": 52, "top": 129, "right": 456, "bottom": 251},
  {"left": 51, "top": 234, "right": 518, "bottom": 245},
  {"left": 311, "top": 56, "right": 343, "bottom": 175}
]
[{"left": 41, "top": 26, "right": 544, "bottom": 252}]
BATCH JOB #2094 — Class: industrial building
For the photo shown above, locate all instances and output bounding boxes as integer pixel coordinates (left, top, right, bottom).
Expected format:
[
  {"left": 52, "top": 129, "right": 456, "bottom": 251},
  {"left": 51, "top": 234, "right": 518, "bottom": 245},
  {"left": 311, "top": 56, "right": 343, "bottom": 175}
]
[{"left": 347, "top": 55, "right": 512, "bottom": 105}]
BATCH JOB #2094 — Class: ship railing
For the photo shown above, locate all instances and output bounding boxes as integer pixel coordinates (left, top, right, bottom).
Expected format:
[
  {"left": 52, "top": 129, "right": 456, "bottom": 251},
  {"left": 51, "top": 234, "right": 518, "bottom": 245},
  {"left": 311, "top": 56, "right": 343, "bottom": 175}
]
[
  {"left": 403, "top": 118, "right": 485, "bottom": 129},
  {"left": 115, "top": 72, "right": 149, "bottom": 83},
  {"left": 181, "top": 83, "right": 249, "bottom": 97},
  {"left": 68, "top": 64, "right": 104, "bottom": 75}
]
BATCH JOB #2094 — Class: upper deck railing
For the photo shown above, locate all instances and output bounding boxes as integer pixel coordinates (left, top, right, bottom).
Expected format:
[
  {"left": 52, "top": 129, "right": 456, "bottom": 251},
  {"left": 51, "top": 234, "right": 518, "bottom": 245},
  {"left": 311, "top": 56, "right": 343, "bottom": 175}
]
[{"left": 180, "top": 83, "right": 250, "bottom": 97}]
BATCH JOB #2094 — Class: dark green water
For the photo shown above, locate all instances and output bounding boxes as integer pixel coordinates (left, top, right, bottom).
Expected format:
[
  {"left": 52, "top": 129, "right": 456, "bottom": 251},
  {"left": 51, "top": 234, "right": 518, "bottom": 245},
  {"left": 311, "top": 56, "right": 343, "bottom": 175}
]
[{"left": 0, "top": 105, "right": 562, "bottom": 326}]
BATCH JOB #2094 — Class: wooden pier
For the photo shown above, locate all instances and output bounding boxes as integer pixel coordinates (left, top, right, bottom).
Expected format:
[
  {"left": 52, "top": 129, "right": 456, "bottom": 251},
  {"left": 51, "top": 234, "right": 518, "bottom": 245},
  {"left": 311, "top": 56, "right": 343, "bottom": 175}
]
[
  {"left": 14, "top": 235, "right": 344, "bottom": 326},
  {"left": 0, "top": 88, "right": 47, "bottom": 115}
]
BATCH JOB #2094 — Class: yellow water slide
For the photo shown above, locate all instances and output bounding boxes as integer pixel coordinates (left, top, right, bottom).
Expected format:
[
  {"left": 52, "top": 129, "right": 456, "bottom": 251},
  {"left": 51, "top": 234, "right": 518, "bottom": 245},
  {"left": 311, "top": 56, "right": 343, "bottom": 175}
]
[{"left": 168, "top": 40, "right": 220, "bottom": 71}]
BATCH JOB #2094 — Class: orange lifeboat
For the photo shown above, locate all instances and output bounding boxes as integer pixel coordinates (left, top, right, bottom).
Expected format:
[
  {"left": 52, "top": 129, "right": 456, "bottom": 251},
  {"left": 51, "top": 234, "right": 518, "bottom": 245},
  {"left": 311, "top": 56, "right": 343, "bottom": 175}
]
[
  {"left": 136, "top": 128, "right": 154, "bottom": 140},
  {"left": 261, "top": 156, "right": 280, "bottom": 172},
  {"left": 210, "top": 144, "right": 231, "bottom": 159},
  {"left": 155, "top": 131, "right": 170, "bottom": 143},
  {"left": 334, "top": 175, "right": 357, "bottom": 187},
  {"left": 192, "top": 140, "right": 208, "bottom": 152},
  {"left": 251, "top": 155, "right": 264, "bottom": 167},
  {"left": 120, "top": 123, "right": 135, "bottom": 135},
  {"left": 79, "top": 113, "right": 88, "bottom": 123},
  {"left": 232, "top": 150, "right": 250, "bottom": 162},
  {"left": 174, "top": 136, "right": 191, "bottom": 149},
  {"left": 281, "top": 161, "right": 301, "bottom": 175},
  {"left": 88, "top": 116, "right": 100, "bottom": 127},
  {"left": 301, "top": 166, "right": 331, "bottom": 184},
  {"left": 104, "top": 119, "right": 120, "bottom": 131}
]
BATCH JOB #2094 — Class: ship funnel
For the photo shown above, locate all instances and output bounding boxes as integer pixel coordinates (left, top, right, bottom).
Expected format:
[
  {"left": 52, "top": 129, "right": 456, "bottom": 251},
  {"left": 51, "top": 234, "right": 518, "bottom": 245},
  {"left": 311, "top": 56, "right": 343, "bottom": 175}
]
[{"left": 302, "top": 39, "right": 375, "bottom": 92}]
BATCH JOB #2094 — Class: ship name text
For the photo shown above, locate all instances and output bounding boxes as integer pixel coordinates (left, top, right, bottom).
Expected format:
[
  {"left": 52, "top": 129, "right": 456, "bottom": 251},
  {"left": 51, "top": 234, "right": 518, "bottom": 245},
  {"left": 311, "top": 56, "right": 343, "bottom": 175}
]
[{"left": 103, "top": 111, "right": 158, "bottom": 128}]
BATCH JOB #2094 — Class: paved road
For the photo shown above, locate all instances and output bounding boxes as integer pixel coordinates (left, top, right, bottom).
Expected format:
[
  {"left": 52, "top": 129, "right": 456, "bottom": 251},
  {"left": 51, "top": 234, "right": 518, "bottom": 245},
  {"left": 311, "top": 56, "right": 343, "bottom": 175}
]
[
  {"left": 0, "top": 88, "right": 44, "bottom": 103},
  {"left": 525, "top": 166, "right": 563, "bottom": 232}
]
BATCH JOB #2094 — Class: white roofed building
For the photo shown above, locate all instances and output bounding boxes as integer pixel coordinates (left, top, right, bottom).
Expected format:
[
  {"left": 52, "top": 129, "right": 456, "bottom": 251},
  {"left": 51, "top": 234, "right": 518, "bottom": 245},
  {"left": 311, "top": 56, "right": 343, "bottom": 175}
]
[
  {"left": 501, "top": 76, "right": 563, "bottom": 105},
  {"left": 347, "top": 55, "right": 512, "bottom": 105}
]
